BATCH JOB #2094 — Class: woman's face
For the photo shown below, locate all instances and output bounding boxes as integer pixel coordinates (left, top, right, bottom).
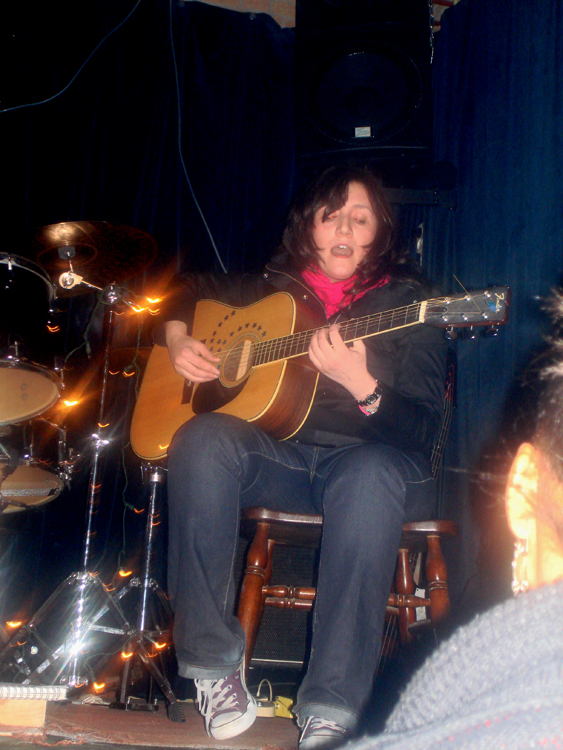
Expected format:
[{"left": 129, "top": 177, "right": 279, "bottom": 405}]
[{"left": 312, "top": 181, "right": 378, "bottom": 282}]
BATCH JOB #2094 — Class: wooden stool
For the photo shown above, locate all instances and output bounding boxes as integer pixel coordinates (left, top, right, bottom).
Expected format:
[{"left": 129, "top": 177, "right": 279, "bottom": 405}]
[{"left": 237, "top": 507, "right": 457, "bottom": 673}]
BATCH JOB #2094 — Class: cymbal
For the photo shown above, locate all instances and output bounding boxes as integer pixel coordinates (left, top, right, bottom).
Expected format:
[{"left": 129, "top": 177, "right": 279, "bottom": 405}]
[{"left": 25, "top": 221, "right": 158, "bottom": 292}]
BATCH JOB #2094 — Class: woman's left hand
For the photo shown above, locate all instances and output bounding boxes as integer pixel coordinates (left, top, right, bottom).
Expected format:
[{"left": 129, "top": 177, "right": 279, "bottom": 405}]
[{"left": 308, "top": 324, "right": 377, "bottom": 401}]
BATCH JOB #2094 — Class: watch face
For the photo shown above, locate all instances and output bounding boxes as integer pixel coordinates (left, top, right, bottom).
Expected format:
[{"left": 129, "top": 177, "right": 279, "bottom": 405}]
[{"left": 359, "top": 386, "right": 382, "bottom": 406}]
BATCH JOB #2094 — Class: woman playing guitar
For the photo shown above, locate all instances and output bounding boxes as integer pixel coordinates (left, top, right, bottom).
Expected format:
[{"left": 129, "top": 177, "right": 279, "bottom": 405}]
[{"left": 159, "top": 164, "right": 447, "bottom": 748}]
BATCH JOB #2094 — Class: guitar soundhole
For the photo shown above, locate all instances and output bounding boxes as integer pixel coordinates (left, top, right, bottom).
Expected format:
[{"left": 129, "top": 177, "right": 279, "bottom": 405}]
[{"left": 221, "top": 336, "right": 257, "bottom": 386}]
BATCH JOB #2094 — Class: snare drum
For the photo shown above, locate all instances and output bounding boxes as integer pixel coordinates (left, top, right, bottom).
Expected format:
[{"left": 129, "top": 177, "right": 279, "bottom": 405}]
[
  {"left": 0, "top": 462, "right": 64, "bottom": 513},
  {"left": 0, "top": 419, "right": 70, "bottom": 513},
  {"left": 0, "top": 254, "right": 61, "bottom": 424}
]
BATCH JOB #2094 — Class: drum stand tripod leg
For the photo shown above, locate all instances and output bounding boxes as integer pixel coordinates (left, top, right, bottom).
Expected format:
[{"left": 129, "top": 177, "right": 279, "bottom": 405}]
[
  {"left": 0, "top": 571, "right": 134, "bottom": 686},
  {"left": 110, "top": 465, "right": 184, "bottom": 723}
]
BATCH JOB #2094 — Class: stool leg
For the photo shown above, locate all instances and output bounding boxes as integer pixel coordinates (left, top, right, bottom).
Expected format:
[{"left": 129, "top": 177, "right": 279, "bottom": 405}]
[
  {"left": 426, "top": 534, "right": 451, "bottom": 624},
  {"left": 396, "top": 548, "right": 416, "bottom": 646},
  {"left": 237, "top": 522, "right": 274, "bottom": 675}
]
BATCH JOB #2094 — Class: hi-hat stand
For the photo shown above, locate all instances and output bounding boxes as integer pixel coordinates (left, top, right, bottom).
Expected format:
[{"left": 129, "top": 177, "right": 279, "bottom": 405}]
[
  {"left": 0, "top": 276, "right": 183, "bottom": 721},
  {"left": 108, "top": 465, "right": 183, "bottom": 720}
]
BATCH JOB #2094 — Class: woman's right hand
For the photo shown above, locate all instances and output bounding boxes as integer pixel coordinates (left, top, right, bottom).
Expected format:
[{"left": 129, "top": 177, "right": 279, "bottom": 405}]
[{"left": 165, "top": 321, "right": 221, "bottom": 382}]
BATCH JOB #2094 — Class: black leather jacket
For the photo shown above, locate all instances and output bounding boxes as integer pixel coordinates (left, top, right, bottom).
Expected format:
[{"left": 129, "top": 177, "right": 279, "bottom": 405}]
[{"left": 158, "top": 253, "right": 447, "bottom": 459}]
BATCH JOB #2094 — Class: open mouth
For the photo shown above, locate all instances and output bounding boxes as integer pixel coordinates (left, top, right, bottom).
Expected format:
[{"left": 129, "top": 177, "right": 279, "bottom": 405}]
[{"left": 331, "top": 245, "right": 353, "bottom": 257}]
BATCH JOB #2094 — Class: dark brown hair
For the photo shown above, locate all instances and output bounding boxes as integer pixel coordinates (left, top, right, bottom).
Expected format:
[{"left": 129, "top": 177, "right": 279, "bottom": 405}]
[
  {"left": 535, "top": 291, "right": 563, "bottom": 483},
  {"left": 281, "top": 164, "right": 422, "bottom": 294},
  {"left": 529, "top": 291, "right": 563, "bottom": 541}
]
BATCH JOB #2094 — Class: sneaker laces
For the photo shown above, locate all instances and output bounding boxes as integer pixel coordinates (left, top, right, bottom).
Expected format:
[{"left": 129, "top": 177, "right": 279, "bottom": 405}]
[
  {"left": 304, "top": 717, "right": 347, "bottom": 736},
  {"left": 195, "top": 674, "right": 245, "bottom": 734}
]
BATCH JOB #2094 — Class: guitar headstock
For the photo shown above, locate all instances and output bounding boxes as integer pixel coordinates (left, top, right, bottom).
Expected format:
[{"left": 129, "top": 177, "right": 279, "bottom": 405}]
[{"left": 424, "top": 287, "right": 511, "bottom": 329}]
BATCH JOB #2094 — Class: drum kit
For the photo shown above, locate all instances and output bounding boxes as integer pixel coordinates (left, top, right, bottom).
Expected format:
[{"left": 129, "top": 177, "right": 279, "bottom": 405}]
[
  {"left": 0, "top": 222, "right": 185, "bottom": 720},
  {"left": 0, "top": 221, "right": 157, "bottom": 513}
]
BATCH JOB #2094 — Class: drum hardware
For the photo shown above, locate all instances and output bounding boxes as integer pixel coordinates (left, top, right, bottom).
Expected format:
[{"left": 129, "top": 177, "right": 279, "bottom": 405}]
[
  {"left": 0, "top": 228, "right": 185, "bottom": 718},
  {"left": 0, "top": 285, "right": 134, "bottom": 687},
  {"left": 35, "top": 417, "right": 79, "bottom": 488},
  {"left": 108, "top": 465, "right": 184, "bottom": 721}
]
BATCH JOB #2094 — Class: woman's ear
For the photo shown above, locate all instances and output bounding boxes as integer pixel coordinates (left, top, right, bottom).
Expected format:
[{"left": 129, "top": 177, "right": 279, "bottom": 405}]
[{"left": 505, "top": 442, "right": 540, "bottom": 542}]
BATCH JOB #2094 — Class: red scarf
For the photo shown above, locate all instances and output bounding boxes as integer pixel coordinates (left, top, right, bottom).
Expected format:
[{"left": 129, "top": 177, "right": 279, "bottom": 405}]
[{"left": 302, "top": 267, "right": 388, "bottom": 317}]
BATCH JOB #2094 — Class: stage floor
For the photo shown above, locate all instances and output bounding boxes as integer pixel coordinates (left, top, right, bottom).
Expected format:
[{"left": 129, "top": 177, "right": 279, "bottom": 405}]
[{"left": 0, "top": 699, "right": 300, "bottom": 749}]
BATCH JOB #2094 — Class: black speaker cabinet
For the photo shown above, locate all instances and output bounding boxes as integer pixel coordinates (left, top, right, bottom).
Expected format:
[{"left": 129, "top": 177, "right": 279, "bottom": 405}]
[
  {"left": 295, "top": 0, "right": 434, "bottom": 184},
  {"left": 234, "top": 538, "right": 317, "bottom": 668}
]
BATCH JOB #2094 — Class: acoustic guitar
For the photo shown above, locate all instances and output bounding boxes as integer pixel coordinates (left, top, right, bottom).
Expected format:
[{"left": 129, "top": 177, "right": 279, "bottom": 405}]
[{"left": 130, "top": 287, "right": 510, "bottom": 460}]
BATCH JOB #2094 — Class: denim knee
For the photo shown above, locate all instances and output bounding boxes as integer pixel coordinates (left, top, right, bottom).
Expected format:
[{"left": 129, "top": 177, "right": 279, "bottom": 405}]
[{"left": 168, "top": 413, "right": 251, "bottom": 477}]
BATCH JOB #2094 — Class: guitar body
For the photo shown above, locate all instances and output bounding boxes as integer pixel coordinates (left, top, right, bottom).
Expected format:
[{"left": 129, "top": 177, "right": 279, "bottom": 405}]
[{"left": 130, "top": 293, "right": 321, "bottom": 460}]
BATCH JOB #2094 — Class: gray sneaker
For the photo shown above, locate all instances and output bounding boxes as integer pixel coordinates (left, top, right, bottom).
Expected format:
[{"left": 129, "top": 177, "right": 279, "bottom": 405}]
[
  {"left": 194, "top": 668, "right": 257, "bottom": 739},
  {"left": 299, "top": 716, "right": 348, "bottom": 750}
]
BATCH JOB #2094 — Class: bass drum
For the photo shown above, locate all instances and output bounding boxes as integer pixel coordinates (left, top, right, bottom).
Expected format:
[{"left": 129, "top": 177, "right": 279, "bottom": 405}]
[{"left": 0, "top": 254, "right": 61, "bottom": 425}]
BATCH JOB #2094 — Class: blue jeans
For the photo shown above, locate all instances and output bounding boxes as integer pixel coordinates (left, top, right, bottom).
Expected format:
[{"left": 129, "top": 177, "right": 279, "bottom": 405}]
[{"left": 166, "top": 413, "right": 435, "bottom": 729}]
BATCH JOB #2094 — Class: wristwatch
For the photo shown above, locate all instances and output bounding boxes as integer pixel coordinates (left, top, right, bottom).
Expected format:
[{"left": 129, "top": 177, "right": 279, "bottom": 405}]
[{"left": 357, "top": 383, "right": 383, "bottom": 407}]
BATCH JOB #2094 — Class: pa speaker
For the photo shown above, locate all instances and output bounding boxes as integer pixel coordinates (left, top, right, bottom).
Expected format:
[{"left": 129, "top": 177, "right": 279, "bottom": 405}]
[{"left": 295, "top": 0, "right": 434, "bottom": 184}]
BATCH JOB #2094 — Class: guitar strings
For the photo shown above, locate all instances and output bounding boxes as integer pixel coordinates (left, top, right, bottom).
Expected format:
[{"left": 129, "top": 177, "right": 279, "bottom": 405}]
[
  {"left": 211, "top": 300, "right": 426, "bottom": 369},
  {"left": 211, "top": 291, "right": 493, "bottom": 370}
]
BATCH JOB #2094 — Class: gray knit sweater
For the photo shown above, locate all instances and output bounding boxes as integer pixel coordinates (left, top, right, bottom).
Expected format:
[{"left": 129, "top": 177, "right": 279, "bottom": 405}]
[{"left": 351, "top": 579, "right": 563, "bottom": 749}]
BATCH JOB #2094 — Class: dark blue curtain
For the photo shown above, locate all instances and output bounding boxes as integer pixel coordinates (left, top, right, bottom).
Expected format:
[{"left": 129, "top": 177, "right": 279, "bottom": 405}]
[
  {"left": 1, "top": 0, "right": 562, "bottom": 625},
  {"left": 422, "top": 0, "right": 563, "bottom": 610}
]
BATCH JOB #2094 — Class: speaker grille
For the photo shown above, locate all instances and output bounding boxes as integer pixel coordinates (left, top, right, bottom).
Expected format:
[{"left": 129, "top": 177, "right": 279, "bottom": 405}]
[
  {"left": 235, "top": 539, "right": 317, "bottom": 667},
  {"left": 308, "top": 45, "right": 422, "bottom": 145}
]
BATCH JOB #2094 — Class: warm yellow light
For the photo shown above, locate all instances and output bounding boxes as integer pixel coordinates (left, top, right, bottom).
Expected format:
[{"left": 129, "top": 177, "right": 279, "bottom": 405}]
[
  {"left": 6, "top": 621, "right": 22, "bottom": 629},
  {"left": 158, "top": 444, "right": 170, "bottom": 451},
  {"left": 98, "top": 423, "right": 109, "bottom": 428},
  {"left": 93, "top": 682, "right": 105, "bottom": 692},
  {"left": 47, "top": 325, "right": 61, "bottom": 333},
  {"left": 133, "top": 507, "right": 145, "bottom": 514},
  {"left": 63, "top": 399, "right": 79, "bottom": 407},
  {"left": 148, "top": 309, "right": 160, "bottom": 316},
  {"left": 147, "top": 297, "right": 161, "bottom": 304},
  {"left": 154, "top": 642, "right": 167, "bottom": 650},
  {"left": 122, "top": 371, "right": 135, "bottom": 378},
  {"left": 119, "top": 569, "right": 133, "bottom": 578},
  {"left": 121, "top": 650, "right": 133, "bottom": 659}
]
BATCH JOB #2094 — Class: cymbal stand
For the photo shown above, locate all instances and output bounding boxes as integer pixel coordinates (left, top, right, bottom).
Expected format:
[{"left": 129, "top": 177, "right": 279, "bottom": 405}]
[
  {"left": 109, "top": 465, "right": 184, "bottom": 721},
  {"left": 0, "top": 284, "right": 133, "bottom": 688}
]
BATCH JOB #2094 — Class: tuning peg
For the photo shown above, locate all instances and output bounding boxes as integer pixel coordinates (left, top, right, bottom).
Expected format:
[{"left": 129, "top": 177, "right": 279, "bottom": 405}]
[{"left": 445, "top": 326, "right": 457, "bottom": 340}]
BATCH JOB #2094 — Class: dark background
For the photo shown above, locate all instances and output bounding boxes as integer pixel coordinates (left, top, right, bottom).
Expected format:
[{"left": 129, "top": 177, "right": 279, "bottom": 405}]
[{"left": 0, "top": 0, "right": 562, "bottom": 645}]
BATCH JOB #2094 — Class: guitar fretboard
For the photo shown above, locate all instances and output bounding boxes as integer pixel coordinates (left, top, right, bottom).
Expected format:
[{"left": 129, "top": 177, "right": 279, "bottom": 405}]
[{"left": 219, "top": 301, "right": 425, "bottom": 369}]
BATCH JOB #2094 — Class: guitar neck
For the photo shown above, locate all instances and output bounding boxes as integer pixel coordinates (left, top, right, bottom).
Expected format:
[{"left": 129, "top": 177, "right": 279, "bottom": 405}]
[{"left": 250, "top": 301, "right": 425, "bottom": 367}]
